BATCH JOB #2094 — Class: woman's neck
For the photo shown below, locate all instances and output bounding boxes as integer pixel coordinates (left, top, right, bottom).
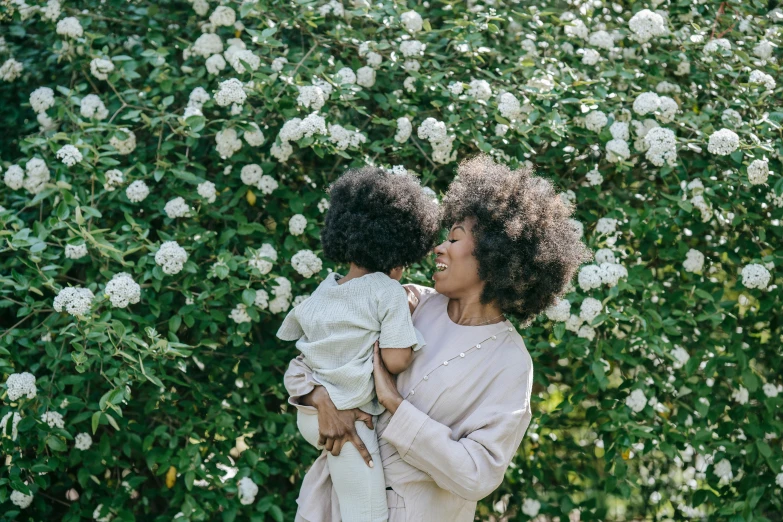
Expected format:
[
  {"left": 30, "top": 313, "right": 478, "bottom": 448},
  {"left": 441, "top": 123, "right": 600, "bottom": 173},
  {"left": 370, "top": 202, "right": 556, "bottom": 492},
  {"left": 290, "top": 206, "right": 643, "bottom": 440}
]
[{"left": 447, "top": 295, "right": 505, "bottom": 326}]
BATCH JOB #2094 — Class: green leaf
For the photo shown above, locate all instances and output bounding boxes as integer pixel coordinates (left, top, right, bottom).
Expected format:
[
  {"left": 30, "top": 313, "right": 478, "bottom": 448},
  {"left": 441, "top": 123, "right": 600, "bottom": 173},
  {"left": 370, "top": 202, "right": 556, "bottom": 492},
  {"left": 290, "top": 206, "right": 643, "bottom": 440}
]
[
  {"left": 92, "top": 411, "right": 102, "bottom": 434},
  {"left": 46, "top": 436, "right": 67, "bottom": 452},
  {"left": 242, "top": 289, "right": 257, "bottom": 306}
]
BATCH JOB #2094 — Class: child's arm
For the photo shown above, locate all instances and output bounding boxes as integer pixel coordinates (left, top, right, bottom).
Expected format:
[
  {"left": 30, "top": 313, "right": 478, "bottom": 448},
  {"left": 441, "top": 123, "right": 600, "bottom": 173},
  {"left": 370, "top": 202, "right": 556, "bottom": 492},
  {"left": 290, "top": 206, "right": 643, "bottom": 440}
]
[{"left": 380, "top": 346, "right": 414, "bottom": 374}]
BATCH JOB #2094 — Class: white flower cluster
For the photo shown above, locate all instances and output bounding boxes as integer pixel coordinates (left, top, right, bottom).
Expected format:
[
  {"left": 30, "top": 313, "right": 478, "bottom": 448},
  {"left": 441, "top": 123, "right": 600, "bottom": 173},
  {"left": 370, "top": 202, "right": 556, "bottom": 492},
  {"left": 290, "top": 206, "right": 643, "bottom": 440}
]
[
  {"left": 198, "top": 180, "right": 217, "bottom": 203},
  {"left": 399, "top": 40, "right": 424, "bottom": 58},
  {"left": 164, "top": 197, "right": 191, "bottom": 219},
  {"left": 56, "top": 16, "right": 83, "bottom": 38},
  {"left": 271, "top": 57, "right": 288, "bottom": 72},
  {"left": 578, "top": 262, "right": 628, "bottom": 290},
  {"left": 193, "top": 33, "right": 223, "bottom": 59},
  {"left": 1, "top": 58, "right": 24, "bottom": 82},
  {"left": 336, "top": 67, "right": 356, "bottom": 85},
  {"left": 6, "top": 372, "right": 37, "bottom": 401},
  {"left": 683, "top": 249, "right": 705, "bottom": 273},
  {"left": 704, "top": 38, "right": 731, "bottom": 56},
  {"left": 269, "top": 276, "right": 293, "bottom": 314},
  {"left": 230, "top": 303, "right": 252, "bottom": 324},
  {"left": 579, "top": 297, "right": 603, "bottom": 323},
  {"left": 104, "top": 272, "right": 141, "bottom": 308},
  {"left": 632, "top": 92, "right": 677, "bottom": 122},
  {"left": 625, "top": 388, "right": 648, "bottom": 412},
  {"left": 215, "top": 78, "right": 246, "bottom": 106},
  {"left": 749, "top": 70, "right": 776, "bottom": 91},
  {"left": 65, "top": 243, "right": 88, "bottom": 260},
  {"left": 297, "top": 85, "right": 327, "bottom": 111},
  {"left": 740, "top": 264, "right": 771, "bottom": 290},
  {"left": 90, "top": 58, "right": 115, "bottom": 80},
  {"left": 628, "top": 9, "right": 666, "bottom": 42},
  {"left": 328, "top": 124, "right": 367, "bottom": 150},
  {"left": 255, "top": 289, "right": 269, "bottom": 310},
  {"left": 644, "top": 127, "right": 677, "bottom": 167},
  {"left": 109, "top": 128, "right": 136, "bottom": 155},
  {"left": 81, "top": 94, "right": 109, "bottom": 120},
  {"left": 400, "top": 10, "right": 423, "bottom": 33},
  {"left": 544, "top": 297, "right": 570, "bottom": 322},
  {"left": 248, "top": 244, "right": 277, "bottom": 275},
  {"left": 238, "top": 476, "right": 258, "bottom": 505},
  {"left": 1, "top": 411, "right": 21, "bottom": 440},
  {"left": 497, "top": 92, "right": 522, "bottom": 121},
  {"left": 29, "top": 86, "right": 54, "bottom": 113},
  {"left": 4, "top": 159, "right": 51, "bottom": 194},
  {"left": 42, "top": 410, "right": 65, "bottom": 429},
  {"left": 468, "top": 79, "right": 492, "bottom": 101},
  {"left": 54, "top": 286, "right": 95, "bottom": 318},
  {"left": 585, "top": 110, "right": 607, "bottom": 132},
  {"left": 670, "top": 346, "right": 690, "bottom": 369},
  {"left": 216, "top": 128, "right": 242, "bottom": 158},
  {"left": 707, "top": 129, "right": 740, "bottom": 156},
  {"left": 714, "top": 459, "right": 733, "bottom": 486},
  {"left": 74, "top": 432, "right": 93, "bottom": 450},
  {"left": 230, "top": 50, "right": 260, "bottom": 74},
  {"left": 595, "top": 249, "right": 616, "bottom": 264},
  {"left": 289, "top": 214, "right": 307, "bottom": 235},
  {"left": 243, "top": 123, "right": 264, "bottom": 147},
  {"left": 746, "top": 158, "right": 770, "bottom": 185},
  {"left": 126, "top": 180, "right": 150, "bottom": 203},
  {"left": 210, "top": 5, "right": 236, "bottom": 26},
  {"left": 395, "top": 117, "right": 412, "bottom": 143},
  {"left": 155, "top": 241, "right": 188, "bottom": 275},
  {"left": 56, "top": 145, "right": 83, "bottom": 167},
  {"left": 418, "top": 117, "right": 456, "bottom": 164},
  {"left": 356, "top": 66, "right": 375, "bottom": 88},
  {"left": 291, "top": 250, "right": 323, "bottom": 278},
  {"left": 11, "top": 490, "right": 33, "bottom": 509},
  {"left": 586, "top": 168, "right": 603, "bottom": 186}
]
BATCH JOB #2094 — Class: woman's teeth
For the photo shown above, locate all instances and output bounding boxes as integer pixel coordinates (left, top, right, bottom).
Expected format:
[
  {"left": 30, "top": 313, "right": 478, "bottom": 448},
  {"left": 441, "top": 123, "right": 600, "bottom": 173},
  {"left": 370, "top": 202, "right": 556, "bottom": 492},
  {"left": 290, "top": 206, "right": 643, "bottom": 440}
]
[{"left": 435, "top": 263, "right": 448, "bottom": 272}]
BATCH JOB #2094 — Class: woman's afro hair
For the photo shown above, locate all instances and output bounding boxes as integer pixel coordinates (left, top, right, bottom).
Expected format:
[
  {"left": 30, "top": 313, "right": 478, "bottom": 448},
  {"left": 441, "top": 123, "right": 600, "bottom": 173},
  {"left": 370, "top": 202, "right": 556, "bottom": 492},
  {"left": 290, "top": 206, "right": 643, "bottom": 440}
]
[
  {"left": 321, "top": 166, "right": 441, "bottom": 273},
  {"left": 442, "top": 154, "right": 593, "bottom": 325}
]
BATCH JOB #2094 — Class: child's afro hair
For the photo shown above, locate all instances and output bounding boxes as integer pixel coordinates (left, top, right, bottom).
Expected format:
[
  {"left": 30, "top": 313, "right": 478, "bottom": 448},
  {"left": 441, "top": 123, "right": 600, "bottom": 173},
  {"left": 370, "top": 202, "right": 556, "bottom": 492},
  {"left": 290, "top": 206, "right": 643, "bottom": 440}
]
[{"left": 321, "top": 166, "right": 441, "bottom": 273}]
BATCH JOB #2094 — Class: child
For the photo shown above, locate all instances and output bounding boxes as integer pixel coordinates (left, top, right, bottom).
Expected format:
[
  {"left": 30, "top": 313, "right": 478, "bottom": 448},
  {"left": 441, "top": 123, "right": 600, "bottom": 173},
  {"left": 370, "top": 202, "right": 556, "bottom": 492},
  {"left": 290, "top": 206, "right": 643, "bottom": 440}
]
[{"left": 276, "top": 166, "right": 441, "bottom": 522}]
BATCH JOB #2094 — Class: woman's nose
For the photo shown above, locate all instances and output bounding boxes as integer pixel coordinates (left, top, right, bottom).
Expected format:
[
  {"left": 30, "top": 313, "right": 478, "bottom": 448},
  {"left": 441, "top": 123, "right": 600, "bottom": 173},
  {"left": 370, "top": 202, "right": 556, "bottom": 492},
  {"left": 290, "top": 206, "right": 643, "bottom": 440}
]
[{"left": 433, "top": 241, "right": 447, "bottom": 255}]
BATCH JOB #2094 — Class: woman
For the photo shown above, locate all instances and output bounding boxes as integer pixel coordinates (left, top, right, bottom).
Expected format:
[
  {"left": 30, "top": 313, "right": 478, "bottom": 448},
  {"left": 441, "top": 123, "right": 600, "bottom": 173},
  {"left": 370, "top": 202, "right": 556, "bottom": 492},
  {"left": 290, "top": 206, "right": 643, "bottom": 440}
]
[{"left": 284, "top": 154, "right": 592, "bottom": 521}]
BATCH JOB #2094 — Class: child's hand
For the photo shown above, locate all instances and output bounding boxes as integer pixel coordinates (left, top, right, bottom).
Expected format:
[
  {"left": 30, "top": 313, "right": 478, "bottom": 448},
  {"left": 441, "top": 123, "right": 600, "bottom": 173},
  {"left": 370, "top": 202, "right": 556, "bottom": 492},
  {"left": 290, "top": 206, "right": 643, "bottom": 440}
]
[{"left": 310, "top": 388, "right": 376, "bottom": 467}]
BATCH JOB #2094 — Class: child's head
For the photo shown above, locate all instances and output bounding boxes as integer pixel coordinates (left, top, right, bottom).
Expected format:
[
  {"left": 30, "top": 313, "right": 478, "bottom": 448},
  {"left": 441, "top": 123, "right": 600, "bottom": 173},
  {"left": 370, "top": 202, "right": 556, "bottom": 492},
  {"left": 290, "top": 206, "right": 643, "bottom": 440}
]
[{"left": 321, "top": 167, "right": 441, "bottom": 275}]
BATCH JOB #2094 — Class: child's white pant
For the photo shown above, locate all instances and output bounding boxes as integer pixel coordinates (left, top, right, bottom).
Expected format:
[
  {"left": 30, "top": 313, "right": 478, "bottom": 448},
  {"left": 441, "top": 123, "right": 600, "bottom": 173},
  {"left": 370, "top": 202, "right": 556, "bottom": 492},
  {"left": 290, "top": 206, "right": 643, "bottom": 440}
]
[{"left": 297, "top": 410, "right": 388, "bottom": 522}]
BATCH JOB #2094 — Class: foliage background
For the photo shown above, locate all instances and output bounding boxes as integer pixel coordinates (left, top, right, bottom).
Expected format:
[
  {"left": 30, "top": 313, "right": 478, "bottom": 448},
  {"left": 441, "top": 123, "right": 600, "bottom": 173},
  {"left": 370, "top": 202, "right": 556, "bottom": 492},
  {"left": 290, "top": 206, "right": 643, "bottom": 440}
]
[{"left": 1, "top": 0, "right": 783, "bottom": 520}]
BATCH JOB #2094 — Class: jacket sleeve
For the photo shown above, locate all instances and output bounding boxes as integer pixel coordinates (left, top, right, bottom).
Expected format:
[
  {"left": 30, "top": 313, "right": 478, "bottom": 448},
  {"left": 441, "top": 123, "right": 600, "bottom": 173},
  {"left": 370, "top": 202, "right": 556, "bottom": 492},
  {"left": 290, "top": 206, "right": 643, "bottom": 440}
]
[
  {"left": 276, "top": 308, "right": 304, "bottom": 341},
  {"left": 283, "top": 354, "right": 320, "bottom": 412},
  {"left": 380, "top": 367, "right": 533, "bottom": 502}
]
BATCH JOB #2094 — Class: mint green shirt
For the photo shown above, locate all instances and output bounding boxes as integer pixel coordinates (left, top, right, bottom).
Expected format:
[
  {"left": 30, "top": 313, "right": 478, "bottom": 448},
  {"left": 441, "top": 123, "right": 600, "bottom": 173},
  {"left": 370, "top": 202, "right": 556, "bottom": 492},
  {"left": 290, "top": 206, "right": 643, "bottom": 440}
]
[{"left": 277, "top": 272, "right": 425, "bottom": 415}]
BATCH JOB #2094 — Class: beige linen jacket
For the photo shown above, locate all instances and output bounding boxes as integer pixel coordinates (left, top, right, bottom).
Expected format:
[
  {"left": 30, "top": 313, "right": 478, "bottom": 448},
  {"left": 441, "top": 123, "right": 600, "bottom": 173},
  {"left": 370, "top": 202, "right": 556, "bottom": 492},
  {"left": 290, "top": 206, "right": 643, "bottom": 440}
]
[{"left": 284, "top": 284, "right": 534, "bottom": 522}]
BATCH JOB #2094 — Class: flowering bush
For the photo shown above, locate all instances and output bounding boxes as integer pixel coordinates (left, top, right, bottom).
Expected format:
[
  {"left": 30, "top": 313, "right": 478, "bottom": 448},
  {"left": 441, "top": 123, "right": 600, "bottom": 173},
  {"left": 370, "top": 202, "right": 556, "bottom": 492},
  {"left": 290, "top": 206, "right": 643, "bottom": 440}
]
[{"left": 2, "top": 0, "right": 783, "bottom": 521}]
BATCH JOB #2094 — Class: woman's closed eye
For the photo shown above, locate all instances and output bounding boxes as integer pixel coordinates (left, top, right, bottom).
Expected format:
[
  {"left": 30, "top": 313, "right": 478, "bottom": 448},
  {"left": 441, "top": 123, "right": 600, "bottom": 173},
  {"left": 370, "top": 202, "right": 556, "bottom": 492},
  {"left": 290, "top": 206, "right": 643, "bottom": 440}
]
[{"left": 448, "top": 239, "right": 458, "bottom": 243}]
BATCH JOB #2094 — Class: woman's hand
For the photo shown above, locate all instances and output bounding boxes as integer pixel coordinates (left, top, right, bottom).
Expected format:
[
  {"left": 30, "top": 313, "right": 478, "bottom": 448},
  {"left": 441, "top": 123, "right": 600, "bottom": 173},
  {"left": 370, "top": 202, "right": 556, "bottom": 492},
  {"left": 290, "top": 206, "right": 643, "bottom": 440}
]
[
  {"left": 373, "top": 341, "right": 404, "bottom": 414},
  {"left": 304, "top": 386, "right": 377, "bottom": 467}
]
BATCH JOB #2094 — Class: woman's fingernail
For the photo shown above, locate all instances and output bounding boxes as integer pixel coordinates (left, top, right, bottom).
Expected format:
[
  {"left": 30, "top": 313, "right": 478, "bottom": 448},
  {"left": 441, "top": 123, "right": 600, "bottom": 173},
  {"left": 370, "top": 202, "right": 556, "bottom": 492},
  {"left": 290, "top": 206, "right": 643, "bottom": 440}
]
[{"left": 369, "top": 461, "right": 374, "bottom": 468}]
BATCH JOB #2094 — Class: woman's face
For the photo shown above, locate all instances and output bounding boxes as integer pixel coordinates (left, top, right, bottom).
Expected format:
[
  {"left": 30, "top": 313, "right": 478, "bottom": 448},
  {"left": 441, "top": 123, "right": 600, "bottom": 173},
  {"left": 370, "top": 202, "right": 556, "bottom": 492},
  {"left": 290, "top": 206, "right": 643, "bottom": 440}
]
[{"left": 432, "top": 217, "right": 484, "bottom": 298}]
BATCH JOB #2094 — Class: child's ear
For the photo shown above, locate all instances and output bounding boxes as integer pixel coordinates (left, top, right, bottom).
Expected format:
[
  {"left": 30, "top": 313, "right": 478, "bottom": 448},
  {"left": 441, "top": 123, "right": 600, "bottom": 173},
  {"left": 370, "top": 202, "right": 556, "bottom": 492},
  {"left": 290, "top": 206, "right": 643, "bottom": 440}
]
[{"left": 389, "top": 266, "right": 404, "bottom": 281}]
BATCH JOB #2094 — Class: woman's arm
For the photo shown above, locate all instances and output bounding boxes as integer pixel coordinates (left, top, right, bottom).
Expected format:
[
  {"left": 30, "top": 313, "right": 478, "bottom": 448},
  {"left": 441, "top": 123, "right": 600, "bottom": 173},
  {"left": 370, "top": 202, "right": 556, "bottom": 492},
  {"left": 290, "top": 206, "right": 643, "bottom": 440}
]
[
  {"left": 372, "top": 343, "right": 533, "bottom": 502},
  {"left": 283, "top": 356, "right": 376, "bottom": 466}
]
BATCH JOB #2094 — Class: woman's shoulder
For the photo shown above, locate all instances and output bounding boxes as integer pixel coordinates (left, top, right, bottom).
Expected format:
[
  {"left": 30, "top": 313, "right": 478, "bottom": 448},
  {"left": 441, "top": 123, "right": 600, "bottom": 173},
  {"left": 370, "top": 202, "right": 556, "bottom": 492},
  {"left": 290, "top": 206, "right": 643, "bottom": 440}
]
[
  {"left": 402, "top": 283, "right": 439, "bottom": 306},
  {"left": 495, "top": 324, "right": 534, "bottom": 374}
]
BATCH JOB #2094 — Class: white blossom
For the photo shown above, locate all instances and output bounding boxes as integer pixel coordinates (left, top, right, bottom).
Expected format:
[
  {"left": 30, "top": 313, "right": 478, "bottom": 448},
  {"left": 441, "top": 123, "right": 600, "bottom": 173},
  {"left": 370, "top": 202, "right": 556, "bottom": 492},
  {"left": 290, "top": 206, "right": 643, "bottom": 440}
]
[
  {"left": 230, "top": 303, "right": 252, "bottom": 324},
  {"left": 628, "top": 9, "right": 666, "bottom": 42},
  {"left": 104, "top": 273, "right": 141, "bottom": 308},
  {"left": 65, "top": 243, "right": 89, "bottom": 260},
  {"left": 0, "top": 58, "right": 24, "bottom": 82},
  {"left": 468, "top": 79, "right": 492, "bottom": 100},
  {"left": 90, "top": 58, "right": 115, "bottom": 80},
  {"left": 578, "top": 265, "right": 603, "bottom": 291},
  {"left": 29, "top": 87, "right": 55, "bottom": 113},
  {"left": 336, "top": 67, "right": 356, "bottom": 85},
  {"left": 42, "top": 411, "right": 65, "bottom": 429},
  {"left": 126, "top": 180, "right": 150, "bottom": 203},
  {"left": 164, "top": 197, "right": 191, "bottom": 219},
  {"left": 595, "top": 249, "right": 616, "bottom": 265},
  {"left": 0, "top": 412, "right": 21, "bottom": 440},
  {"left": 289, "top": 214, "right": 307, "bottom": 235},
  {"left": 109, "top": 128, "right": 136, "bottom": 155},
  {"left": 209, "top": 6, "right": 236, "bottom": 26},
  {"left": 155, "top": 241, "right": 188, "bottom": 275},
  {"left": 683, "top": 249, "right": 704, "bottom": 273},
  {"left": 5, "top": 372, "right": 37, "bottom": 401},
  {"left": 580, "top": 297, "right": 603, "bottom": 322},
  {"left": 238, "top": 476, "right": 258, "bottom": 505},
  {"left": 254, "top": 289, "right": 269, "bottom": 310},
  {"left": 74, "top": 432, "right": 93, "bottom": 450},
  {"left": 356, "top": 66, "right": 376, "bottom": 88},
  {"left": 395, "top": 117, "right": 412, "bottom": 143},
  {"left": 644, "top": 127, "right": 677, "bottom": 167},
  {"left": 585, "top": 110, "right": 607, "bottom": 132},
  {"left": 56, "top": 145, "right": 83, "bottom": 167},
  {"left": 521, "top": 498, "right": 541, "bottom": 517},
  {"left": 216, "top": 127, "right": 242, "bottom": 158},
  {"left": 198, "top": 181, "right": 217, "bottom": 203},
  {"left": 297, "top": 85, "right": 326, "bottom": 111},
  {"left": 400, "top": 10, "right": 423, "bottom": 33},
  {"left": 10, "top": 490, "right": 33, "bottom": 509},
  {"left": 714, "top": 459, "right": 733, "bottom": 486},
  {"left": 626, "top": 388, "right": 648, "bottom": 412},
  {"left": 740, "top": 264, "right": 771, "bottom": 289},
  {"left": 4, "top": 164, "right": 24, "bottom": 190},
  {"left": 708, "top": 129, "right": 740, "bottom": 156},
  {"left": 399, "top": 40, "right": 424, "bottom": 57},
  {"left": 215, "top": 78, "right": 246, "bottom": 106},
  {"left": 80, "top": 94, "right": 109, "bottom": 120},
  {"left": 248, "top": 244, "right": 277, "bottom": 275},
  {"left": 747, "top": 158, "right": 770, "bottom": 185},
  {"left": 54, "top": 286, "right": 95, "bottom": 318},
  {"left": 544, "top": 298, "right": 570, "bottom": 322},
  {"left": 291, "top": 250, "right": 323, "bottom": 278}
]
